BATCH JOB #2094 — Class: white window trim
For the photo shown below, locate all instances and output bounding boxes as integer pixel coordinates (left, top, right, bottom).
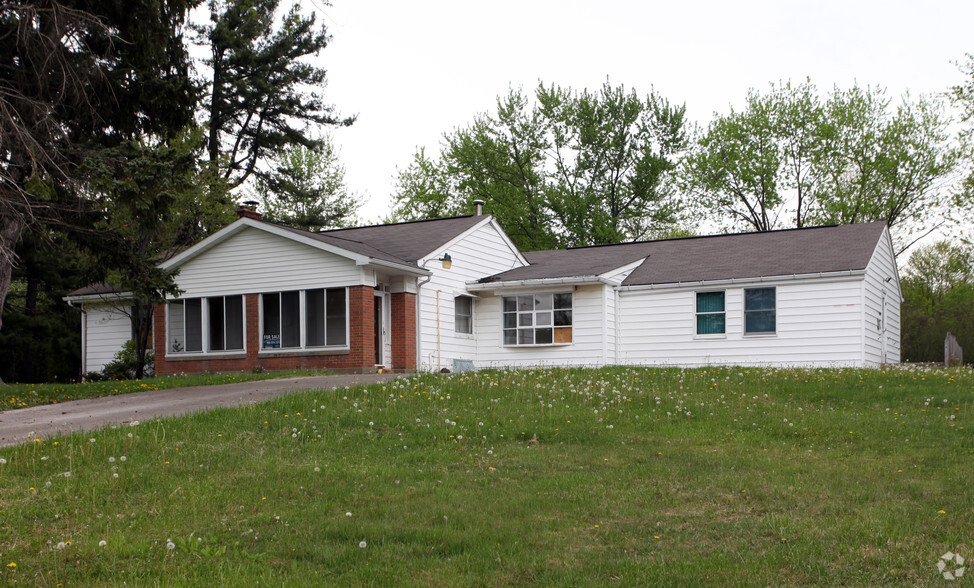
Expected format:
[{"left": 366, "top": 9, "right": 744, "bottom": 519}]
[
  {"left": 694, "top": 290, "right": 726, "bottom": 337},
  {"left": 501, "top": 292, "right": 574, "bottom": 347},
  {"left": 743, "top": 286, "right": 777, "bottom": 337},
  {"left": 258, "top": 288, "right": 351, "bottom": 354},
  {"left": 166, "top": 295, "right": 247, "bottom": 355},
  {"left": 455, "top": 295, "right": 474, "bottom": 337}
]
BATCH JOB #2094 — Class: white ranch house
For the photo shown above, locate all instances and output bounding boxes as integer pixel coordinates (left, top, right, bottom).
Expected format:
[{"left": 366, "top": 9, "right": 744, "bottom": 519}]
[{"left": 66, "top": 209, "right": 901, "bottom": 374}]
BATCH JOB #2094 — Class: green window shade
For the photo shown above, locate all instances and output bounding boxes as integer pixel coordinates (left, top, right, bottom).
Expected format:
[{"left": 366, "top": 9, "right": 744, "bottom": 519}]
[
  {"left": 696, "top": 292, "right": 724, "bottom": 313},
  {"left": 697, "top": 313, "right": 726, "bottom": 335}
]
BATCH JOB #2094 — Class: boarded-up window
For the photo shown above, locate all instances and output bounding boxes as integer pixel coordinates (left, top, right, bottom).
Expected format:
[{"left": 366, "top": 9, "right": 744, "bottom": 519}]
[{"left": 503, "top": 292, "right": 572, "bottom": 346}]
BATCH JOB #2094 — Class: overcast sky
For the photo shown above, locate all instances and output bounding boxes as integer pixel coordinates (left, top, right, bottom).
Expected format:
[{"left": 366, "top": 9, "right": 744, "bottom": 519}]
[{"left": 315, "top": 0, "right": 973, "bottom": 222}]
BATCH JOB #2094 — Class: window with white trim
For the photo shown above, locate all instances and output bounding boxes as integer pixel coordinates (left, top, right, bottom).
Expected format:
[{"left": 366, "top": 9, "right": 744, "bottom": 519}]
[
  {"left": 454, "top": 295, "right": 473, "bottom": 334},
  {"left": 696, "top": 291, "right": 725, "bottom": 335},
  {"left": 502, "top": 293, "right": 572, "bottom": 345},
  {"left": 744, "top": 287, "right": 776, "bottom": 334},
  {"left": 167, "top": 295, "right": 243, "bottom": 353},
  {"left": 262, "top": 288, "right": 347, "bottom": 349}
]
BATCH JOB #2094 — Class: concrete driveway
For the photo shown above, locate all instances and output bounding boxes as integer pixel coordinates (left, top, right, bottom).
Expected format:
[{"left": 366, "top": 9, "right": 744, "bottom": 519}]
[{"left": 0, "top": 373, "right": 400, "bottom": 447}]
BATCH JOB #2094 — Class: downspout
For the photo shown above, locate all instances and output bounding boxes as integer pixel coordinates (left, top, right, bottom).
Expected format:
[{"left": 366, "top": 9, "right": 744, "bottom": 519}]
[
  {"left": 66, "top": 299, "right": 87, "bottom": 380},
  {"left": 416, "top": 274, "right": 432, "bottom": 371},
  {"left": 436, "top": 289, "right": 442, "bottom": 371}
]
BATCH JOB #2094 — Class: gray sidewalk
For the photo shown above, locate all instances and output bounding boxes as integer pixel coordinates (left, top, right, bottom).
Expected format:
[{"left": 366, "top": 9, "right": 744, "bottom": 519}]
[{"left": 0, "top": 373, "right": 400, "bottom": 447}]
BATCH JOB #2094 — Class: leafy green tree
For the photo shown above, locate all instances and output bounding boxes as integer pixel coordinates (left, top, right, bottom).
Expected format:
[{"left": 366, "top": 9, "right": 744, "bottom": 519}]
[
  {"left": 257, "top": 136, "right": 361, "bottom": 231},
  {"left": 197, "top": 0, "right": 354, "bottom": 191},
  {"left": 683, "top": 81, "right": 957, "bottom": 249},
  {"left": 392, "top": 82, "right": 688, "bottom": 249},
  {"left": 1, "top": 0, "right": 198, "bottom": 339},
  {"left": 80, "top": 129, "right": 235, "bottom": 379},
  {"left": 900, "top": 241, "right": 974, "bottom": 363},
  {"left": 950, "top": 53, "right": 974, "bottom": 218}
]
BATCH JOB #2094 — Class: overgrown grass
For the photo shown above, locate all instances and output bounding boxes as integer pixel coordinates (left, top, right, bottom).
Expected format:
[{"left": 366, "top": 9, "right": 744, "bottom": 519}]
[
  {"left": 1, "top": 365, "right": 971, "bottom": 585},
  {"left": 0, "top": 370, "right": 335, "bottom": 412}
]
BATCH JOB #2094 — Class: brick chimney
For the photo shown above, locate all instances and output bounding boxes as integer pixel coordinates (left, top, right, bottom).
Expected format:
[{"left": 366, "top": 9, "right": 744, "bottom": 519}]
[{"left": 237, "top": 200, "right": 262, "bottom": 220}]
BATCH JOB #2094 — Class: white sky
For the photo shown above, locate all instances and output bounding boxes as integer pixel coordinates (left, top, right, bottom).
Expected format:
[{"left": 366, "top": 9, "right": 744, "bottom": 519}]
[{"left": 314, "top": 0, "right": 974, "bottom": 223}]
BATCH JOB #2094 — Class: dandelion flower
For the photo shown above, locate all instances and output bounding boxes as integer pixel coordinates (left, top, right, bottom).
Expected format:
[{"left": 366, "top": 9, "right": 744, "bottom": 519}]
[
  {"left": 108, "top": 457, "right": 115, "bottom": 463},
  {"left": 359, "top": 541, "right": 367, "bottom": 548},
  {"left": 55, "top": 542, "right": 66, "bottom": 550},
  {"left": 0, "top": 458, "right": 6, "bottom": 464},
  {"left": 99, "top": 540, "right": 107, "bottom": 547},
  {"left": 346, "top": 512, "right": 352, "bottom": 517},
  {"left": 119, "top": 456, "right": 126, "bottom": 462},
  {"left": 166, "top": 540, "right": 176, "bottom": 550}
]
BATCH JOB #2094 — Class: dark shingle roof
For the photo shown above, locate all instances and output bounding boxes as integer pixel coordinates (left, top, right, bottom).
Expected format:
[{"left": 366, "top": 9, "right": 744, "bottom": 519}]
[
  {"left": 274, "top": 215, "right": 486, "bottom": 265},
  {"left": 66, "top": 282, "right": 122, "bottom": 297},
  {"left": 479, "top": 222, "right": 888, "bottom": 286}
]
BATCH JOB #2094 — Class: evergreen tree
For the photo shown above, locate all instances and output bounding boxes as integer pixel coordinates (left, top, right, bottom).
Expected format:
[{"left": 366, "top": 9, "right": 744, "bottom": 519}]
[
  {"left": 197, "top": 0, "right": 354, "bottom": 191},
  {"left": 257, "top": 137, "right": 360, "bottom": 231}
]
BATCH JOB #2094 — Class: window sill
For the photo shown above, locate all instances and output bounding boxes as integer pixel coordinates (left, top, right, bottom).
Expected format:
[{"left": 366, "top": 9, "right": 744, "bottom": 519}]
[
  {"left": 165, "top": 352, "right": 247, "bottom": 361},
  {"left": 502, "top": 342, "right": 573, "bottom": 348},
  {"left": 743, "top": 332, "right": 777, "bottom": 338},
  {"left": 693, "top": 334, "right": 727, "bottom": 340},
  {"left": 455, "top": 332, "right": 475, "bottom": 339},
  {"left": 259, "top": 347, "right": 350, "bottom": 358}
]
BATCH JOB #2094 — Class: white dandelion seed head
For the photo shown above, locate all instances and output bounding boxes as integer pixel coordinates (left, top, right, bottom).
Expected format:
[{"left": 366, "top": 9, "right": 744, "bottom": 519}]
[
  {"left": 166, "top": 541, "right": 176, "bottom": 550},
  {"left": 130, "top": 421, "right": 139, "bottom": 427},
  {"left": 113, "top": 473, "right": 119, "bottom": 478},
  {"left": 109, "top": 457, "right": 116, "bottom": 463},
  {"left": 359, "top": 541, "right": 367, "bottom": 548},
  {"left": 345, "top": 512, "right": 352, "bottom": 517},
  {"left": 98, "top": 540, "right": 107, "bottom": 547},
  {"left": 314, "top": 467, "right": 320, "bottom": 472},
  {"left": 89, "top": 438, "right": 96, "bottom": 443},
  {"left": 0, "top": 458, "right": 6, "bottom": 465},
  {"left": 55, "top": 542, "right": 66, "bottom": 550}
]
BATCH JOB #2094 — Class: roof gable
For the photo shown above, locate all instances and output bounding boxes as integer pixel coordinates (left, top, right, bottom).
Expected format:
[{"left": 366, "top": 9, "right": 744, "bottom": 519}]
[{"left": 160, "top": 215, "right": 489, "bottom": 272}]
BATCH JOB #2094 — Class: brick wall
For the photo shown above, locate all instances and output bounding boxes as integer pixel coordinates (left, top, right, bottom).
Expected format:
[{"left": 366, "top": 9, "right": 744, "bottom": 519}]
[
  {"left": 391, "top": 292, "right": 417, "bottom": 370},
  {"left": 154, "top": 285, "right": 396, "bottom": 375}
]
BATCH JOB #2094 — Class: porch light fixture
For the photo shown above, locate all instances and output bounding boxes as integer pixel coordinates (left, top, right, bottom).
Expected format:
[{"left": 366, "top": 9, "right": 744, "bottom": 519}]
[{"left": 439, "top": 253, "right": 452, "bottom": 270}]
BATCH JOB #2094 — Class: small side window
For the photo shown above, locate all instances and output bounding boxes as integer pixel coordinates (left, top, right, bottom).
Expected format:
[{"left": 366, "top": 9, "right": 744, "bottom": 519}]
[
  {"left": 744, "top": 287, "right": 776, "bottom": 334},
  {"left": 696, "top": 291, "right": 725, "bottom": 335},
  {"left": 455, "top": 296, "right": 473, "bottom": 334}
]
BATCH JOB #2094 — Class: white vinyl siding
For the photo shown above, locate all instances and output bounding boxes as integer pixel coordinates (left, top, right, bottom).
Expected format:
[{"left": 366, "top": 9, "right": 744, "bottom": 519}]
[
  {"left": 83, "top": 303, "right": 133, "bottom": 373},
  {"left": 618, "top": 278, "right": 865, "bottom": 367},
  {"left": 173, "top": 226, "right": 366, "bottom": 298},
  {"left": 417, "top": 219, "right": 525, "bottom": 371},
  {"left": 474, "top": 284, "right": 606, "bottom": 368},
  {"left": 862, "top": 227, "right": 901, "bottom": 366}
]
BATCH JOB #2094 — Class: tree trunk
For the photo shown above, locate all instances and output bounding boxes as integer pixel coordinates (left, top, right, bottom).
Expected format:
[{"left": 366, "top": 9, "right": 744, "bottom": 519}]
[{"left": 0, "top": 215, "right": 21, "bottom": 333}]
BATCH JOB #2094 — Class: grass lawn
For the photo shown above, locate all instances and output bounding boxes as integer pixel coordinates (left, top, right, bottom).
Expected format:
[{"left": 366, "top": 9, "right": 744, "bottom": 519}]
[
  {"left": 0, "top": 365, "right": 971, "bottom": 585},
  {"left": 0, "top": 370, "right": 335, "bottom": 412}
]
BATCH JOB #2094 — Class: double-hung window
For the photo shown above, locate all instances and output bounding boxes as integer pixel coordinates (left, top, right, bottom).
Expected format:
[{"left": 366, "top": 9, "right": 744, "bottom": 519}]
[
  {"left": 744, "top": 287, "right": 776, "bottom": 335},
  {"left": 455, "top": 295, "right": 473, "bottom": 334},
  {"left": 696, "top": 291, "right": 725, "bottom": 335},
  {"left": 262, "top": 288, "right": 347, "bottom": 349},
  {"left": 167, "top": 295, "right": 244, "bottom": 353},
  {"left": 503, "top": 293, "right": 572, "bottom": 345}
]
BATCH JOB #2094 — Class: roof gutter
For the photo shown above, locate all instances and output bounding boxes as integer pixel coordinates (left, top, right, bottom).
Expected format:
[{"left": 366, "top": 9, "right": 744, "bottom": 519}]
[
  {"left": 62, "top": 291, "right": 134, "bottom": 304},
  {"left": 615, "top": 269, "right": 867, "bottom": 293},
  {"left": 465, "top": 276, "right": 609, "bottom": 292},
  {"left": 363, "top": 257, "right": 433, "bottom": 277}
]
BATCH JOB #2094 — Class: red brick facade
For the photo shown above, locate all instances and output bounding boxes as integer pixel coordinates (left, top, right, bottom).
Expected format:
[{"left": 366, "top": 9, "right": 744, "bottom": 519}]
[
  {"left": 391, "top": 292, "right": 417, "bottom": 370},
  {"left": 154, "top": 285, "right": 417, "bottom": 375}
]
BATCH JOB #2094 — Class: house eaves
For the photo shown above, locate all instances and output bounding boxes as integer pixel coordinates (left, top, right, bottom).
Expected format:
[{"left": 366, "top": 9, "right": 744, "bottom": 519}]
[{"left": 615, "top": 269, "right": 867, "bottom": 293}]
